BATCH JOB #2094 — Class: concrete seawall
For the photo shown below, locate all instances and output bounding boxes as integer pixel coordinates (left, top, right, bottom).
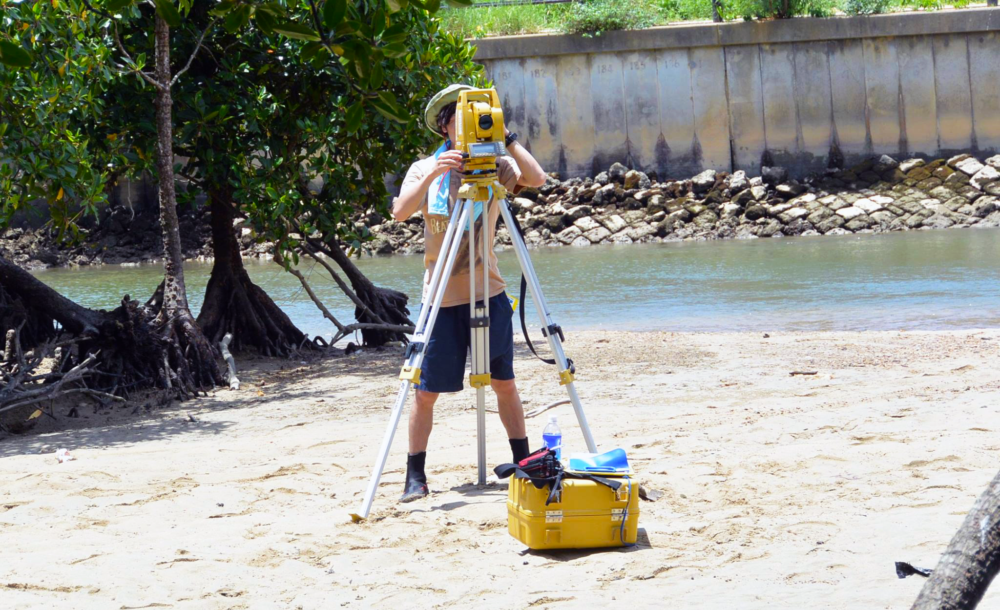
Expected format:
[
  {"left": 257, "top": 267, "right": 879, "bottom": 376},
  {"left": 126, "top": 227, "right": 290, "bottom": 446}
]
[{"left": 473, "top": 9, "right": 1000, "bottom": 179}]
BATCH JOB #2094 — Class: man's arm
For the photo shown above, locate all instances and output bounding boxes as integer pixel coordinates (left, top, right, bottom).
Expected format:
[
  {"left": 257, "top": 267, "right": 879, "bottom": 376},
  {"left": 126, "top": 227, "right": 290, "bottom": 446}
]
[
  {"left": 506, "top": 130, "right": 546, "bottom": 188},
  {"left": 392, "top": 151, "right": 465, "bottom": 221}
]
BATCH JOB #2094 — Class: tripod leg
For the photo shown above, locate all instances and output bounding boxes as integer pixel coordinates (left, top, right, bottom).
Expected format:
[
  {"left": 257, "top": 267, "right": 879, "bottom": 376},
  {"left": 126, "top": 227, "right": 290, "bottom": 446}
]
[
  {"left": 350, "top": 201, "right": 474, "bottom": 522},
  {"left": 498, "top": 199, "right": 598, "bottom": 453}
]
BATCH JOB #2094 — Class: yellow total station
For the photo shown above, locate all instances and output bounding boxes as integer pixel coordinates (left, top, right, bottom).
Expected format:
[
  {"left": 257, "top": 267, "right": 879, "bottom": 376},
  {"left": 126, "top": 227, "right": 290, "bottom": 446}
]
[{"left": 455, "top": 88, "right": 507, "bottom": 198}]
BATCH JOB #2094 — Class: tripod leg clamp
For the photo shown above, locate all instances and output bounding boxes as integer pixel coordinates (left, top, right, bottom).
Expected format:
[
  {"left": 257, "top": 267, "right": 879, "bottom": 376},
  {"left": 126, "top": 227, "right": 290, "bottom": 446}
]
[
  {"left": 469, "top": 373, "right": 492, "bottom": 388},
  {"left": 558, "top": 368, "right": 575, "bottom": 386},
  {"left": 399, "top": 366, "right": 421, "bottom": 384}
]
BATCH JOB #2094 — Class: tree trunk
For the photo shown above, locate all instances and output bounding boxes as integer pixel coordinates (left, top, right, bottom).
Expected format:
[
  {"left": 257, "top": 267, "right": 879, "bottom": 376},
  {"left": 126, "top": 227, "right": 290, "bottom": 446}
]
[
  {"left": 152, "top": 14, "right": 221, "bottom": 391},
  {"left": 912, "top": 468, "right": 1000, "bottom": 610},
  {"left": 196, "top": 187, "right": 307, "bottom": 356},
  {"left": 0, "top": 255, "right": 101, "bottom": 339},
  {"left": 711, "top": 0, "right": 722, "bottom": 22},
  {"left": 321, "top": 238, "right": 412, "bottom": 347},
  {"left": 0, "top": 254, "right": 172, "bottom": 395}
]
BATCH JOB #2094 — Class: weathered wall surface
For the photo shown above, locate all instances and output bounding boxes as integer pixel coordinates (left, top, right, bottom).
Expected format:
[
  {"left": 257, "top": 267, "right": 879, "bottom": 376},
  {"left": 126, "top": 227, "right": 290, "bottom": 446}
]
[{"left": 474, "top": 9, "right": 1000, "bottom": 179}]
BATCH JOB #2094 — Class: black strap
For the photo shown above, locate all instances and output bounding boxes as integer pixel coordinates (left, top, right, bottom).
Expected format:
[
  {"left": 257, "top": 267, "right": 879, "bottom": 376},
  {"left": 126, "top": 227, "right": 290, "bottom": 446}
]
[
  {"left": 503, "top": 202, "right": 574, "bottom": 372},
  {"left": 494, "top": 463, "right": 622, "bottom": 506}
]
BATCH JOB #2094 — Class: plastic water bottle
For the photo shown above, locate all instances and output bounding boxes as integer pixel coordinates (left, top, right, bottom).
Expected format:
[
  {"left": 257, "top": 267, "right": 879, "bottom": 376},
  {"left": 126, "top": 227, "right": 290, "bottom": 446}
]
[{"left": 542, "top": 416, "right": 562, "bottom": 461}]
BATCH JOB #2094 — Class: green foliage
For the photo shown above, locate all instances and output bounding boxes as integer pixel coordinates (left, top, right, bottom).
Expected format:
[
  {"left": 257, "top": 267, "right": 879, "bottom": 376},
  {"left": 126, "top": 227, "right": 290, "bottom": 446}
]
[
  {"left": 842, "top": 0, "right": 891, "bottom": 14},
  {"left": 0, "top": 0, "right": 115, "bottom": 238},
  {"left": 92, "top": 0, "right": 484, "bottom": 259},
  {"left": 658, "top": 0, "right": 716, "bottom": 21},
  {"left": 439, "top": 2, "right": 572, "bottom": 38},
  {"left": 720, "top": 0, "right": 836, "bottom": 19},
  {"left": 561, "top": 0, "right": 657, "bottom": 36}
]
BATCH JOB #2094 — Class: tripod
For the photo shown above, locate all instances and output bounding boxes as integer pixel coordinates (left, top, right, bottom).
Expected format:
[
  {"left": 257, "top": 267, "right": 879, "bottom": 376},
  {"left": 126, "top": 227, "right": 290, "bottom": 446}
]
[{"left": 350, "top": 177, "right": 598, "bottom": 522}]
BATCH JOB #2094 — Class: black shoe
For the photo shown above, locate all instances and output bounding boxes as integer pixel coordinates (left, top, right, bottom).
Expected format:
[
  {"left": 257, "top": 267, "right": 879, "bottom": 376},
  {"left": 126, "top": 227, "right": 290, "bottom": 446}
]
[
  {"left": 509, "top": 437, "right": 530, "bottom": 463},
  {"left": 400, "top": 451, "right": 428, "bottom": 503}
]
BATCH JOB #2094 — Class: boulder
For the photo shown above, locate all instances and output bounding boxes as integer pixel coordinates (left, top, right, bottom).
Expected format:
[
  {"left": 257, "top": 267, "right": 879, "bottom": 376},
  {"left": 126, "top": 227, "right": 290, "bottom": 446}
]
[
  {"left": 733, "top": 189, "right": 756, "bottom": 206},
  {"left": 873, "top": 154, "right": 899, "bottom": 173},
  {"left": 571, "top": 235, "right": 591, "bottom": 247},
  {"left": 987, "top": 155, "right": 1000, "bottom": 170},
  {"left": 899, "top": 159, "right": 925, "bottom": 173},
  {"left": 566, "top": 205, "right": 593, "bottom": 221},
  {"left": 819, "top": 195, "right": 850, "bottom": 211},
  {"left": 646, "top": 194, "right": 667, "bottom": 214},
  {"left": 971, "top": 196, "right": 1000, "bottom": 218},
  {"left": 511, "top": 197, "right": 535, "bottom": 213},
  {"left": 943, "top": 196, "right": 969, "bottom": 212},
  {"left": 545, "top": 214, "right": 569, "bottom": 232},
  {"left": 807, "top": 207, "right": 834, "bottom": 224},
  {"left": 917, "top": 177, "right": 943, "bottom": 191},
  {"left": 958, "top": 186, "right": 984, "bottom": 201},
  {"left": 870, "top": 210, "right": 896, "bottom": 226},
  {"left": 722, "top": 202, "right": 743, "bottom": 218},
  {"left": 782, "top": 218, "right": 814, "bottom": 236},
  {"left": 727, "top": 170, "right": 749, "bottom": 192},
  {"left": 921, "top": 214, "right": 955, "bottom": 229},
  {"left": 947, "top": 154, "right": 973, "bottom": 169},
  {"left": 775, "top": 183, "right": 807, "bottom": 199},
  {"left": 608, "top": 162, "right": 628, "bottom": 183},
  {"left": 844, "top": 215, "right": 872, "bottom": 231},
  {"left": 854, "top": 198, "right": 883, "bottom": 214},
  {"left": 778, "top": 207, "right": 810, "bottom": 224},
  {"left": 927, "top": 186, "right": 956, "bottom": 201},
  {"left": 904, "top": 209, "right": 933, "bottom": 228},
  {"left": 759, "top": 219, "right": 783, "bottom": 237},
  {"left": 906, "top": 166, "right": 933, "bottom": 181},
  {"left": 573, "top": 216, "right": 602, "bottom": 232},
  {"left": 609, "top": 231, "right": 633, "bottom": 244},
  {"left": 685, "top": 203, "right": 708, "bottom": 216},
  {"left": 556, "top": 226, "right": 582, "bottom": 244},
  {"left": 761, "top": 166, "right": 788, "bottom": 186},
  {"left": 691, "top": 169, "right": 717, "bottom": 193},
  {"left": 971, "top": 166, "right": 1000, "bottom": 190},
  {"left": 595, "top": 171, "right": 610, "bottom": 186},
  {"left": 986, "top": 182, "right": 1000, "bottom": 197},
  {"left": 836, "top": 206, "right": 865, "bottom": 220},
  {"left": 627, "top": 222, "right": 658, "bottom": 240},
  {"left": 945, "top": 171, "right": 971, "bottom": 186},
  {"left": 584, "top": 226, "right": 612, "bottom": 243},
  {"left": 668, "top": 209, "right": 692, "bottom": 223},
  {"left": 692, "top": 211, "right": 719, "bottom": 229},
  {"left": 599, "top": 214, "right": 628, "bottom": 233},
  {"left": 744, "top": 204, "right": 767, "bottom": 221},
  {"left": 955, "top": 157, "right": 985, "bottom": 176},
  {"left": 624, "top": 170, "right": 651, "bottom": 190},
  {"left": 750, "top": 185, "right": 768, "bottom": 201},
  {"left": 933, "top": 166, "right": 955, "bottom": 181}
]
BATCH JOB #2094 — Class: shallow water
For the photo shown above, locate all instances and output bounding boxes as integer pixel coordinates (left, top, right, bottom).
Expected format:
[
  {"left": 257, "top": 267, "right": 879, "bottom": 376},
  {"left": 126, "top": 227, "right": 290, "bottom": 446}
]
[{"left": 31, "top": 228, "right": 1000, "bottom": 340}]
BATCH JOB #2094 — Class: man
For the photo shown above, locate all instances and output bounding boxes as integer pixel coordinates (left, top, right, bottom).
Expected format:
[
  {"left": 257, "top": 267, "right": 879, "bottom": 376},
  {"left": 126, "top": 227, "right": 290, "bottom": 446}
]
[{"left": 391, "top": 84, "right": 547, "bottom": 502}]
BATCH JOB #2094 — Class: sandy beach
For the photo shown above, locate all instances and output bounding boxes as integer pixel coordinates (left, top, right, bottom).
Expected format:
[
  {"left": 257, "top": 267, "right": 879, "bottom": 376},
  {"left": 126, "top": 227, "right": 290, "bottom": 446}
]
[{"left": 2, "top": 329, "right": 1000, "bottom": 609}]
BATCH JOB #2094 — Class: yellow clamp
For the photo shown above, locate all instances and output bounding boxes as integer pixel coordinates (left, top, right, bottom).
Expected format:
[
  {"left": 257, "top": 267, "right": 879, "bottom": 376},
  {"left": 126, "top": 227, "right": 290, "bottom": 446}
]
[
  {"left": 399, "top": 366, "right": 421, "bottom": 384},
  {"left": 469, "top": 373, "right": 492, "bottom": 389},
  {"left": 558, "top": 369, "right": 575, "bottom": 386}
]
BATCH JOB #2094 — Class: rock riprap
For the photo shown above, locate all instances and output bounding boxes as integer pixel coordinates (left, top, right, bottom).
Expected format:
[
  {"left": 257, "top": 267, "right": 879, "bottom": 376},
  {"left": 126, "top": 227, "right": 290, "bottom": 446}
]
[{"left": 368, "top": 154, "right": 1000, "bottom": 254}]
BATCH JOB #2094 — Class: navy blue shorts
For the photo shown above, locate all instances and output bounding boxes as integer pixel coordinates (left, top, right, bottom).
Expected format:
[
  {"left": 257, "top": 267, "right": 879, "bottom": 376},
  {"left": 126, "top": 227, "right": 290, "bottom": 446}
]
[{"left": 416, "top": 292, "right": 515, "bottom": 394}]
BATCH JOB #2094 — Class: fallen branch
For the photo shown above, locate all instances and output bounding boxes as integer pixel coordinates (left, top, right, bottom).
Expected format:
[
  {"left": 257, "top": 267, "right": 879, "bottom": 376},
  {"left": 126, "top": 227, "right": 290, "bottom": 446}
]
[
  {"left": 912, "top": 468, "right": 1000, "bottom": 609},
  {"left": 789, "top": 371, "right": 818, "bottom": 376}
]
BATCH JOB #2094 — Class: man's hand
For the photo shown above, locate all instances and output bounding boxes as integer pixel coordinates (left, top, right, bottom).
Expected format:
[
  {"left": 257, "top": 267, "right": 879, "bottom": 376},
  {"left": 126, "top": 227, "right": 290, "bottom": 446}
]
[{"left": 431, "top": 150, "right": 464, "bottom": 178}]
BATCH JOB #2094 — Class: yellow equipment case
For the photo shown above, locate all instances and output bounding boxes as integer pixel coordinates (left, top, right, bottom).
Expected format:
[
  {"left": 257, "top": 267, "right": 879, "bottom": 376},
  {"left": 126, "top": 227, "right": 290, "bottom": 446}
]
[{"left": 507, "top": 474, "right": 639, "bottom": 550}]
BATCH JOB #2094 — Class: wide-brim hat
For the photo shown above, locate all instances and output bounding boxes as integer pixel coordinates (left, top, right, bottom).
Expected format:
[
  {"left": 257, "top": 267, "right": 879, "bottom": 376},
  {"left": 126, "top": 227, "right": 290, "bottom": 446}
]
[{"left": 424, "top": 84, "right": 474, "bottom": 135}]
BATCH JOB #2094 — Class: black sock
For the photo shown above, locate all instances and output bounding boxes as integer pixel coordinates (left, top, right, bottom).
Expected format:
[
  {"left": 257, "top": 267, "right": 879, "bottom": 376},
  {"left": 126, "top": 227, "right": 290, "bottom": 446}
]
[
  {"left": 509, "top": 437, "right": 530, "bottom": 463},
  {"left": 400, "top": 451, "right": 428, "bottom": 502},
  {"left": 406, "top": 451, "right": 427, "bottom": 485}
]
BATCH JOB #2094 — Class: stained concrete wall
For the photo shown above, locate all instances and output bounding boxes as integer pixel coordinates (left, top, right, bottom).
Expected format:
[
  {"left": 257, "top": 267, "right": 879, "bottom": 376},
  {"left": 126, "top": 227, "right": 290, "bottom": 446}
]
[{"left": 474, "top": 9, "right": 1000, "bottom": 179}]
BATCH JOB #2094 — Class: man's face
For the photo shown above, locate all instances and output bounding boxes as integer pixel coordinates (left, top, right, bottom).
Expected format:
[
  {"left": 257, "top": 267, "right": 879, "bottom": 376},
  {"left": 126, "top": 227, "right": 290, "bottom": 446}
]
[{"left": 446, "top": 113, "right": 457, "bottom": 147}]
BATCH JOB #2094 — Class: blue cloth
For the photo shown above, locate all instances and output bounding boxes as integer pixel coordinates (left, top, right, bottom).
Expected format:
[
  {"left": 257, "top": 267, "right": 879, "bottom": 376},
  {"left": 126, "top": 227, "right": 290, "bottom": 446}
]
[
  {"left": 427, "top": 140, "right": 482, "bottom": 230},
  {"left": 416, "top": 292, "right": 515, "bottom": 394}
]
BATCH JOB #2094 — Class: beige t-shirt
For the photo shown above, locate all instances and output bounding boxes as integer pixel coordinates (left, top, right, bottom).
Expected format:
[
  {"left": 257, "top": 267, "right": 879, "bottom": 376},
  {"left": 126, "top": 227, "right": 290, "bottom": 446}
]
[{"left": 396, "top": 154, "right": 521, "bottom": 308}]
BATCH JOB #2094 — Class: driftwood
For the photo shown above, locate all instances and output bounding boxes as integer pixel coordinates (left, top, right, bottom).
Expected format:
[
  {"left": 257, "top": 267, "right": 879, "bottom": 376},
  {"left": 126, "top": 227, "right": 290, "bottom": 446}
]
[
  {"left": 0, "top": 331, "right": 125, "bottom": 419},
  {"left": 912, "top": 468, "right": 1000, "bottom": 610}
]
